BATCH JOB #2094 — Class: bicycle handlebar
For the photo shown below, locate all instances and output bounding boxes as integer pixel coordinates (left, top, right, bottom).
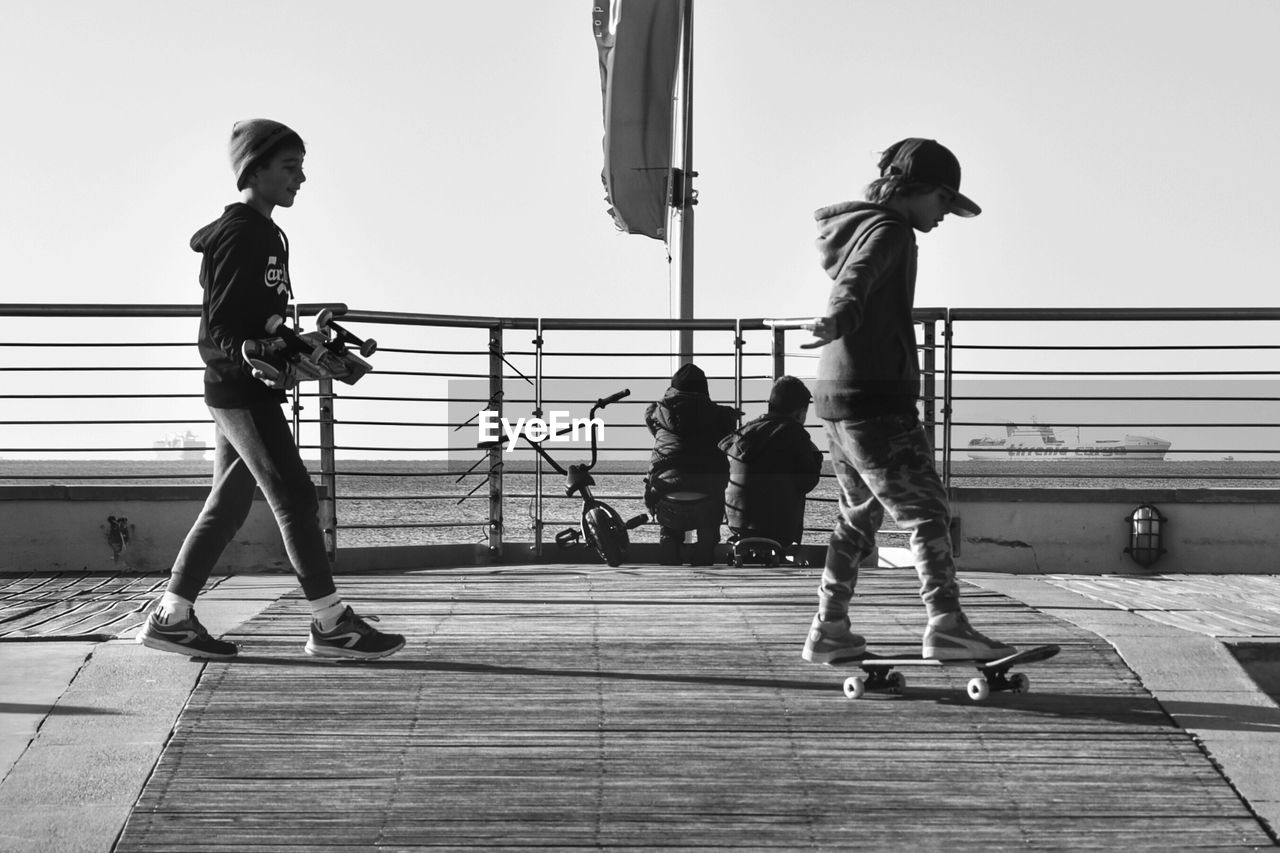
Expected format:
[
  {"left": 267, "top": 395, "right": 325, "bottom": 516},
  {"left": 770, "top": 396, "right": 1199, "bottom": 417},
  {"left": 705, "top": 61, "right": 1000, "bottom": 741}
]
[{"left": 596, "top": 388, "right": 630, "bottom": 408}]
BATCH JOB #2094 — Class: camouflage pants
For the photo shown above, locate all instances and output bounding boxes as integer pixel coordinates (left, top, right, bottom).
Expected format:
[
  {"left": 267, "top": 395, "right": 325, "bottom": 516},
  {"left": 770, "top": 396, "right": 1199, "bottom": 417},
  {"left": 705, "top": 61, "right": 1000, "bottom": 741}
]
[{"left": 819, "top": 414, "right": 961, "bottom": 621}]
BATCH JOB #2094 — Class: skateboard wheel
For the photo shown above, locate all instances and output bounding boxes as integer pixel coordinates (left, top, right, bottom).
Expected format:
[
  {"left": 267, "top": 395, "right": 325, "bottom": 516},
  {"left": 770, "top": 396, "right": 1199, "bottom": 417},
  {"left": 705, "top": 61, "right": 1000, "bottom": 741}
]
[
  {"left": 1010, "top": 673, "right": 1030, "bottom": 694},
  {"left": 967, "top": 677, "right": 990, "bottom": 702},
  {"left": 886, "top": 671, "right": 906, "bottom": 693},
  {"left": 843, "top": 676, "right": 866, "bottom": 700}
]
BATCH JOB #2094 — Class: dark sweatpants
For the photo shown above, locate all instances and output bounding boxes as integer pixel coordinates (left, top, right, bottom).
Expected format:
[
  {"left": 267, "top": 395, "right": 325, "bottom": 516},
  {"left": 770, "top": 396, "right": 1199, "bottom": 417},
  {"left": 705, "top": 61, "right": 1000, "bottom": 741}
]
[{"left": 167, "top": 402, "right": 336, "bottom": 602}]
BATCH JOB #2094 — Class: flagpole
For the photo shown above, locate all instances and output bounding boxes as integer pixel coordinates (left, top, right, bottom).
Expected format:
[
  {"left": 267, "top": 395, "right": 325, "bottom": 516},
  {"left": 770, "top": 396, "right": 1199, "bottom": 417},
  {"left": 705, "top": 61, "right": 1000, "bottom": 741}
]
[{"left": 674, "top": 0, "right": 695, "bottom": 366}]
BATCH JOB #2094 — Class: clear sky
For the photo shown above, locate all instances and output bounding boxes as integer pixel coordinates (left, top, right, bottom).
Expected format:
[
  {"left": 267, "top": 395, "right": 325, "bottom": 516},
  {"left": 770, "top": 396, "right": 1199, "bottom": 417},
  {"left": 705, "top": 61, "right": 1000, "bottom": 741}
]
[{"left": 4, "top": 0, "right": 1279, "bottom": 323}]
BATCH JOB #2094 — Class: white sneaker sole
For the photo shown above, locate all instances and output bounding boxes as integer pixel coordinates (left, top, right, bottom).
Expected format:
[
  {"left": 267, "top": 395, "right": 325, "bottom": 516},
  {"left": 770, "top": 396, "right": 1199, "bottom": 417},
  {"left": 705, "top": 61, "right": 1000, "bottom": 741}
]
[
  {"left": 136, "top": 632, "right": 238, "bottom": 659},
  {"left": 304, "top": 638, "right": 406, "bottom": 660},
  {"left": 802, "top": 642, "right": 868, "bottom": 664},
  {"left": 923, "top": 644, "right": 1015, "bottom": 662}
]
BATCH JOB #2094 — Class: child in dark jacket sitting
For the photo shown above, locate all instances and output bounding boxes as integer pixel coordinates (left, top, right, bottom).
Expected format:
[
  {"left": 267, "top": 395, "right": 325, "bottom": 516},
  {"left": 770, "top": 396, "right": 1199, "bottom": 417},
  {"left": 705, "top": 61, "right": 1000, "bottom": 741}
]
[
  {"left": 644, "top": 363, "right": 739, "bottom": 565},
  {"left": 719, "top": 376, "right": 823, "bottom": 552}
]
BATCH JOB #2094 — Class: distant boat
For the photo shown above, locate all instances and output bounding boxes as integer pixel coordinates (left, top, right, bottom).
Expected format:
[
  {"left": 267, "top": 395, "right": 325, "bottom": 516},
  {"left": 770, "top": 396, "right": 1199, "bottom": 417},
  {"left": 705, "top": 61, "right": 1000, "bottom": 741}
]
[
  {"left": 153, "top": 430, "right": 209, "bottom": 460},
  {"left": 967, "top": 423, "right": 1170, "bottom": 461}
]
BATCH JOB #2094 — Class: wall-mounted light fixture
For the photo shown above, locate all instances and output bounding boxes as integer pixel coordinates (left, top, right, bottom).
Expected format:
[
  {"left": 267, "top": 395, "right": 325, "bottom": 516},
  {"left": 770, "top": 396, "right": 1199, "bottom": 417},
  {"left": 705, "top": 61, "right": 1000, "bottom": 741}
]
[{"left": 1124, "top": 504, "right": 1167, "bottom": 568}]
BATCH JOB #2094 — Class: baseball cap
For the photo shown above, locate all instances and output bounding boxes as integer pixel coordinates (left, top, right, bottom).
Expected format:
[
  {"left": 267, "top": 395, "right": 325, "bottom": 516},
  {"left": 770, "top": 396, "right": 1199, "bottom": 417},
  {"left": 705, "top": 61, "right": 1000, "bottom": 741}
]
[{"left": 878, "top": 138, "right": 981, "bottom": 217}]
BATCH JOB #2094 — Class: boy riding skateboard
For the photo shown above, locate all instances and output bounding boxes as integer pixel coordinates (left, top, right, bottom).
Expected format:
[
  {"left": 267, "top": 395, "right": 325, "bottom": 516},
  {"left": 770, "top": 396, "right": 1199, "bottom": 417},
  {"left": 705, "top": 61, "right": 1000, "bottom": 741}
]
[{"left": 800, "top": 138, "right": 1015, "bottom": 664}]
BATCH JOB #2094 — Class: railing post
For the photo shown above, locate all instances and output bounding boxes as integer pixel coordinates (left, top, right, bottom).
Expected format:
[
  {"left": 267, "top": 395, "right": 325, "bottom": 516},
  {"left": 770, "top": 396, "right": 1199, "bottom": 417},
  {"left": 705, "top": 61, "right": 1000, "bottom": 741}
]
[
  {"left": 317, "top": 379, "right": 338, "bottom": 560},
  {"left": 922, "top": 319, "right": 937, "bottom": 451},
  {"left": 942, "top": 313, "right": 954, "bottom": 487},
  {"left": 771, "top": 326, "right": 786, "bottom": 380},
  {"left": 733, "top": 319, "right": 744, "bottom": 420},
  {"left": 289, "top": 307, "right": 303, "bottom": 440},
  {"left": 533, "top": 319, "right": 544, "bottom": 557},
  {"left": 488, "top": 326, "right": 504, "bottom": 558}
]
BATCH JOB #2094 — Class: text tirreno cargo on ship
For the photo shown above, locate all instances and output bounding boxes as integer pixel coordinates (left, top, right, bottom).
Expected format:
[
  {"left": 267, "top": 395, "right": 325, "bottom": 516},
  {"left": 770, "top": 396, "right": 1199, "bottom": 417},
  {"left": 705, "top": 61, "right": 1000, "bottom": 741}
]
[
  {"left": 1007, "top": 446, "right": 1134, "bottom": 457},
  {"left": 477, "top": 410, "right": 606, "bottom": 452},
  {"left": 966, "top": 424, "right": 1171, "bottom": 461}
]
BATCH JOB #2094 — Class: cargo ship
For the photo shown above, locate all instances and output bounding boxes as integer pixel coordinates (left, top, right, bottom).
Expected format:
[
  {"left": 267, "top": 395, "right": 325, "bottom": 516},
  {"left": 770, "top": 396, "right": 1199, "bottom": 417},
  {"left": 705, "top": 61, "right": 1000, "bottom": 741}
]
[
  {"left": 152, "top": 430, "right": 210, "bottom": 460},
  {"left": 966, "top": 423, "right": 1170, "bottom": 461}
]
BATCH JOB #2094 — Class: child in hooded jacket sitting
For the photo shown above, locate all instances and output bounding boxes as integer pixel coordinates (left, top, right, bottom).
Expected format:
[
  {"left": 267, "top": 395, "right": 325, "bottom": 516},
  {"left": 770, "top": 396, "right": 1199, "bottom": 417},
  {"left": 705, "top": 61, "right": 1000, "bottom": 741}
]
[
  {"left": 643, "top": 364, "right": 739, "bottom": 565},
  {"left": 719, "top": 375, "right": 823, "bottom": 553}
]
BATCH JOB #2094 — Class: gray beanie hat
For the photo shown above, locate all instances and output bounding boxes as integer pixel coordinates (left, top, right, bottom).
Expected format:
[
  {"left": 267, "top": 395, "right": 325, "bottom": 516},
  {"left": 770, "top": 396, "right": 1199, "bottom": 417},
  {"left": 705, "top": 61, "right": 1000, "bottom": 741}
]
[{"left": 229, "top": 119, "right": 301, "bottom": 190}]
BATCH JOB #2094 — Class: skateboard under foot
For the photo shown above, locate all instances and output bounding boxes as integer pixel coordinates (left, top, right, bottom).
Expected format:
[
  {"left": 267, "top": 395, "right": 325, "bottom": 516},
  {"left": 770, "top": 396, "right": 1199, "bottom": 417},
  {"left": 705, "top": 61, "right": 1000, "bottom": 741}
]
[{"left": 842, "top": 643, "right": 1060, "bottom": 702}]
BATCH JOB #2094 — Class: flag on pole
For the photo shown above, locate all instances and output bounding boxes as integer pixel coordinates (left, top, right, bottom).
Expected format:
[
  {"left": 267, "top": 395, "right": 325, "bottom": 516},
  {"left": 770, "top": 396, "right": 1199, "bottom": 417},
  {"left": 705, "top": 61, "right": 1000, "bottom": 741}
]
[{"left": 594, "top": 0, "right": 681, "bottom": 240}]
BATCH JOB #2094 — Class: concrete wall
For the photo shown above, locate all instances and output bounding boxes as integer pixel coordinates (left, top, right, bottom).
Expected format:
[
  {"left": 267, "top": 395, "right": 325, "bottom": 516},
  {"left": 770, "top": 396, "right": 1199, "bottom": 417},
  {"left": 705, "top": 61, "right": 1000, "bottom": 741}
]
[
  {"left": 4, "top": 484, "right": 1277, "bottom": 575},
  {"left": 0, "top": 486, "right": 291, "bottom": 573},
  {"left": 952, "top": 487, "right": 1280, "bottom": 574}
]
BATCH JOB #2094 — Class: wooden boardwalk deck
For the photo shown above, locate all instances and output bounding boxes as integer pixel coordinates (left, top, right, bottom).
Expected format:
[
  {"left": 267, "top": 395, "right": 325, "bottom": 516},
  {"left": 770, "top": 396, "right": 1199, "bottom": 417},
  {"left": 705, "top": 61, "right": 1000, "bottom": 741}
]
[
  {"left": 0, "top": 572, "right": 233, "bottom": 640},
  {"left": 114, "top": 564, "right": 1274, "bottom": 850}
]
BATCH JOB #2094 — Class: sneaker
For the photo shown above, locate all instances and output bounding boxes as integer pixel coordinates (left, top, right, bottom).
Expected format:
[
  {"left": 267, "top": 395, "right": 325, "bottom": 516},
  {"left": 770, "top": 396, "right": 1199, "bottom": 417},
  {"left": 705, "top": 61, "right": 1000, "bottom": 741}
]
[
  {"left": 801, "top": 614, "right": 867, "bottom": 664},
  {"left": 136, "top": 609, "right": 238, "bottom": 659},
  {"left": 922, "top": 612, "right": 1016, "bottom": 661},
  {"left": 305, "top": 606, "right": 405, "bottom": 660}
]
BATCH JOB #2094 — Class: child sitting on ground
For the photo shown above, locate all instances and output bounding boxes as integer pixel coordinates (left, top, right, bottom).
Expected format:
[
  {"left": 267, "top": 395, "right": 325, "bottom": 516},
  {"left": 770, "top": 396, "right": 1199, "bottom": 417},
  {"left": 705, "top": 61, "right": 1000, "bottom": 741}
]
[
  {"left": 719, "top": 375, "right": 823, "bottom": 553},
  {"left": 643, "top": 363, "right": 739, "bottom": 565}
]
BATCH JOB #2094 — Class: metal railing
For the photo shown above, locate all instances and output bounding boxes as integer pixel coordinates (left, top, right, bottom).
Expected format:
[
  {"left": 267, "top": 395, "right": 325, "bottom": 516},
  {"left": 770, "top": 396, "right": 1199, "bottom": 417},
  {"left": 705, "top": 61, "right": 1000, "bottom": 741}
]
[
  {"left": 943, "top": 308, "right": 1280, "bottom": 487},
  {"left": 2, "top": 304, "right": 1277, "bottom": 560}
]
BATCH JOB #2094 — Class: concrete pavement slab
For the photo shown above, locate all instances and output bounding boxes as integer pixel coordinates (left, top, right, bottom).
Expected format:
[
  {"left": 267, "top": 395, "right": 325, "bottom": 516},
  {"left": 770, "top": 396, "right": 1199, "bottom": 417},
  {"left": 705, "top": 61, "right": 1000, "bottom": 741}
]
[
  {"left": 0, "top": 642, "right": 95, "bottom": 778},
  {"left": 965, "top": 571, "right": 1280, "bottom": 838},
  {"left": 0, "top": 575, "right": 298, "bottom": 853},
  {"left": 28, "top": 642, "right": 203, "bottom": 746},
  {"left": 0, "top": 805, "right": 133, "bottom": 853}
]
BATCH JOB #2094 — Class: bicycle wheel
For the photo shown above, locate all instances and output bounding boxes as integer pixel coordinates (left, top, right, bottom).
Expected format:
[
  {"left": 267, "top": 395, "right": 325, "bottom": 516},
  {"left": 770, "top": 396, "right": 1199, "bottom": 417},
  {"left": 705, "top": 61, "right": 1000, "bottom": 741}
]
[{"left": 584, "top": 506, "right": 626, "bottom": 567}]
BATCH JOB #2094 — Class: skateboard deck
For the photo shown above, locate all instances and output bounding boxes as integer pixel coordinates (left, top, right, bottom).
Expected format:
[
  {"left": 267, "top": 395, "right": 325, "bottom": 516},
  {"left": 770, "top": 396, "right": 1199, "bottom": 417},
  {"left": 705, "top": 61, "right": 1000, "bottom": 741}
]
[
  {"left": 242, "top": 313, "right": 375, "bottom": 386},
  {"left": 843, "top": 643, "right": 1060, "bottom": 701}
]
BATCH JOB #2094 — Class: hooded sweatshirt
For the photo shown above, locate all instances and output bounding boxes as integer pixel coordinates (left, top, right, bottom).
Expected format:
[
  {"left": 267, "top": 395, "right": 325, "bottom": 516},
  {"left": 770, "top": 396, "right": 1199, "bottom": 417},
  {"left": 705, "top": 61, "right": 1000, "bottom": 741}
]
[
  {"left": 643, "top": 365, "right": 739, "bottom": 504},
  {"left": 190, "top": 203, "right": 293, "bottom": 407},
  {"left": 812, "top": 201, "right": 920, "bottom": 421},
  {"left": 718, "top": 413, "right": 822, "bottom": 545}
]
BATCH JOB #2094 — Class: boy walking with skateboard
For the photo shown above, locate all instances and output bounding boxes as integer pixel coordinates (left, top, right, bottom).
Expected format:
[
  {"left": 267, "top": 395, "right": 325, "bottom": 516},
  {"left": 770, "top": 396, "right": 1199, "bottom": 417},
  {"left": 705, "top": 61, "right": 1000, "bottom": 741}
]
[
  {"left": 800, "top": 138, "right": 1014, "bottom": 664},
  {"left": 137, "top": 119, "right": 404, "bottom": 661}
]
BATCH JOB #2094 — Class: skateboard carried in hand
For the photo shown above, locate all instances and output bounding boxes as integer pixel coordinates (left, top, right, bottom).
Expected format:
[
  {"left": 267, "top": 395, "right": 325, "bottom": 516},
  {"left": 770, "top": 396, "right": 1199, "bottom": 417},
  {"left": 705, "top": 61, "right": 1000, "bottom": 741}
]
[
  {"left": 242, "top": 310, "right": 377, "bottom": 387},
  {"left": 842, "top": 643, "right": 1060, "bottom": 702}
]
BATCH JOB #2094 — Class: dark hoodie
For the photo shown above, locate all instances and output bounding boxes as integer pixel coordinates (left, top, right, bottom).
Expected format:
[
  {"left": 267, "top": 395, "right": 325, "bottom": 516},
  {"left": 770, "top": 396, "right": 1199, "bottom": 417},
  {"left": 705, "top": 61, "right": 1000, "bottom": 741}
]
[
  {"left": 190, "top": 203, "right": 293, "bottom": 407},
  {"left": 643, "top": 365, "right": 739, "bottom": 506},
  {"left": 812, "top": 201, "right": 920, "bottom": 420},
  {"left": 718, "top": 413, "right": 822, "bottom": 545}
]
